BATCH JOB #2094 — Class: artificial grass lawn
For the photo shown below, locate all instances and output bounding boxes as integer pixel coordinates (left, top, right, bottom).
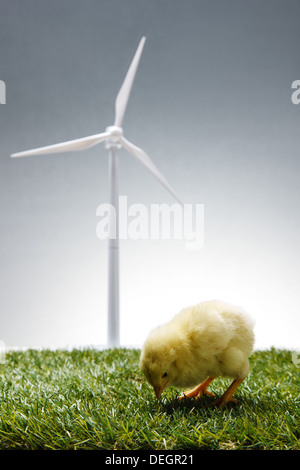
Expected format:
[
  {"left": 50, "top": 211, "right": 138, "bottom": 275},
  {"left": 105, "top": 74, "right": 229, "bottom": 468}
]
[{"left": 0, "top": 348, "right": 299, "bottom": 450}]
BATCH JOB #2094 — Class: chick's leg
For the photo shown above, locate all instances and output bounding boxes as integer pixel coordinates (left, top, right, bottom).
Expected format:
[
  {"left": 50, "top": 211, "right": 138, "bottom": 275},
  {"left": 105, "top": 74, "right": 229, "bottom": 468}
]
[
  {"left": 178, "top": 376, "right": 214, "bottom": 400},
  {"left": 213, "top": 377, "right": 244, "bottom": 408}
]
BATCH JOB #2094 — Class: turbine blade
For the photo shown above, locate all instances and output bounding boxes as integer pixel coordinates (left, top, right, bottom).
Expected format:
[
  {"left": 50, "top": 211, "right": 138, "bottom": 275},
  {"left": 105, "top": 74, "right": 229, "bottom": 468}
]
[
  {"left": 120, "top": 136, "right": 183, "bottom": 205},
  {"left": 11, "top": 131, "right": 111, "bottom": 158},
  {"left": 114, "top": 37, "right": 146, "bottom": 128}
]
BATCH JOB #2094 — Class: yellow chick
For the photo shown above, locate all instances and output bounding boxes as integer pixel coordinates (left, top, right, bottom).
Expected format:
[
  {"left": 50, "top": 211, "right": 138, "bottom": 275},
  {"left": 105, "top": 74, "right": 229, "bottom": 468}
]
[{"left": 139, "top": 300, "right": 255, "bottom": 407}]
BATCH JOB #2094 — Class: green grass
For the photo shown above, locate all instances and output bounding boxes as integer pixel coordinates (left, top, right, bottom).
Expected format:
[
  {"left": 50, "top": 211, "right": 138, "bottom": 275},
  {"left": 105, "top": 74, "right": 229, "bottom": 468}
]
[{"left": 0, "top": 348, "right": 299, "bottom": 450}]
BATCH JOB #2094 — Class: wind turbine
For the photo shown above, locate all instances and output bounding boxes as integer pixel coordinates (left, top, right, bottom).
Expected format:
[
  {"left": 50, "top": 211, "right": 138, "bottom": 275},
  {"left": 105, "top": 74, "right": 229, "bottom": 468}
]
[{"left": 11, "top": 37, "right": 182, "bottom": 348}]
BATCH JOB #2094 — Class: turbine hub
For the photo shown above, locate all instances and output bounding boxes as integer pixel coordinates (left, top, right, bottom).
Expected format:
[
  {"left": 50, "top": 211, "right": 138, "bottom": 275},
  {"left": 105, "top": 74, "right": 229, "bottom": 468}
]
[{"left": 105, "top": 126, "right": 123, "bottom": 149}]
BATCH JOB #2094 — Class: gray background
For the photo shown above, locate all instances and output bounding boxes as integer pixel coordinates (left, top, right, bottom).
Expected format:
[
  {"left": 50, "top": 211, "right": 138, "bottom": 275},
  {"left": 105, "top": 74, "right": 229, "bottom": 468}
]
[{"left": 0, "top": 0, "right": 299, "bottom": 350}]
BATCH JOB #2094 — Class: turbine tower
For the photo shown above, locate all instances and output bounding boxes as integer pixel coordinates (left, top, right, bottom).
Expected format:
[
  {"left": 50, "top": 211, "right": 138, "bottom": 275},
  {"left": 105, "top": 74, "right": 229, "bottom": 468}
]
[{"left": 11, "top": 37, "right": 182, "bottom": 347}]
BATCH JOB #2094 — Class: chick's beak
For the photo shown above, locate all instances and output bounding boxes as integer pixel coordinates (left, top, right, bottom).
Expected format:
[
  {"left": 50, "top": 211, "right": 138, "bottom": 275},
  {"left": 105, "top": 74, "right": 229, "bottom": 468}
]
[{"left": 154, "top": 384, "right": 166, "bottom": 400}]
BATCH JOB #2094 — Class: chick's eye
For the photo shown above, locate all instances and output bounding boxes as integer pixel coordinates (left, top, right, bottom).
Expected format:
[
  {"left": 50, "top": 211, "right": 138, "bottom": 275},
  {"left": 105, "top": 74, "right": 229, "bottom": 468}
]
[{"left": 162, "top": 372, "right": 168, "bottom": 378}]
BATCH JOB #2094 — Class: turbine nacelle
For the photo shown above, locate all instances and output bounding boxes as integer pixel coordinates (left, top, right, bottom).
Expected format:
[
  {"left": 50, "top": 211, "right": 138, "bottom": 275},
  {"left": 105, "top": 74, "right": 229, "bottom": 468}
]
[{"left": 105, "top": 126, "right": 123, "bottom": 149}]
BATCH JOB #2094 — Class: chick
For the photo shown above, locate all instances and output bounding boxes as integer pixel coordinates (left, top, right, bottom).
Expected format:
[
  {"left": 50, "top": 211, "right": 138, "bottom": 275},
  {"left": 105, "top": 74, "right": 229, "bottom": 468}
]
[{"left": 139, "top": 300, "right": 255, "bottom": 407}]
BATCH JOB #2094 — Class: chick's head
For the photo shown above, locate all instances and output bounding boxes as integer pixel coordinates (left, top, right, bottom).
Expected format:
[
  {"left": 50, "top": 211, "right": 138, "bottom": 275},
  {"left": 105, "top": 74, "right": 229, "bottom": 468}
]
[
  {"left": 139, "top": 328, "right": 179, "bottom": 399},
  {"left": 139, "top": 349, "right": 177, "bottom": 399}
]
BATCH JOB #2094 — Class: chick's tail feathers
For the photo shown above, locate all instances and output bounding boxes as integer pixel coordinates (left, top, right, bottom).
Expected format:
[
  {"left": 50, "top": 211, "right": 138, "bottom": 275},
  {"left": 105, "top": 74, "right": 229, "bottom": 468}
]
[{"left": 218, "top": 346, "right": 250, "bottom": 378}]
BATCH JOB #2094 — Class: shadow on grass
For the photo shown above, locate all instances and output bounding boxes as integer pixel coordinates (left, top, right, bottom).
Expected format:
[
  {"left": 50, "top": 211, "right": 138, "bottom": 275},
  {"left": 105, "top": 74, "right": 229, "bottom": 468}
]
[
  {"left": 155, "top": 392, "right": 290, "bottom": 418},
  {"left": 162, "top": 395, "right": 215, "bottom": 413}
]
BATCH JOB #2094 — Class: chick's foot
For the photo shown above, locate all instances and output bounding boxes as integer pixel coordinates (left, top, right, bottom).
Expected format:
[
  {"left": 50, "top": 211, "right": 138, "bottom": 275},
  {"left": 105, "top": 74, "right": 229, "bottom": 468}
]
[
  {"left": 213, "top": 377, "right": 244, "bottom": 408},
  {"left": 178, "top": 376, "right": 214, "bottom": 400}
]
